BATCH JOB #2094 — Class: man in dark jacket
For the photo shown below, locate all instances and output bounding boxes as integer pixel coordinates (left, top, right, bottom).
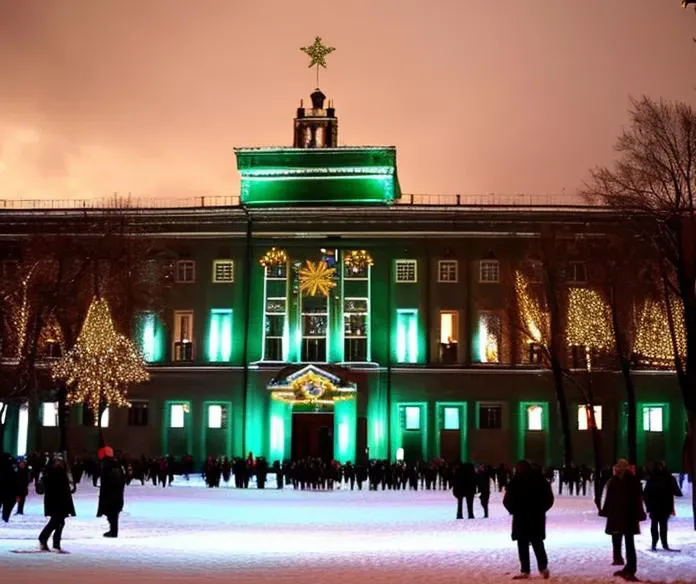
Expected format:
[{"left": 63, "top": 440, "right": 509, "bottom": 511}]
[
  {"left": 644, "top": 461, "right": 682, "bottom": 552},
  {"left": 503, "top": 460, "right": 554, "bottom": 580},
  {"left": 97, "top": 446, "right": 125, "bottom": 538},
  {"left": 452, "top": 461, "right": 477, "bottom": 519},
  {"left": 1, "top": 453, "right": 18, "bottom": 522},
  {"left": 38, "top": 454, "right": 76, "bottom": 552}
]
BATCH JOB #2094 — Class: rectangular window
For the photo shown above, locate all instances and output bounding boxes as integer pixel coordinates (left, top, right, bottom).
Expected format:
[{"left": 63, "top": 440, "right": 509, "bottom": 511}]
[
  {"left": 529, "top": 342, "right": 543, "bottom": 364},
  {"left": 443, "top": 406, "right": 460, "bottom": 430},
  {"left": 212, "top": 260, "right": 234, "bottom": 283},
  {"left": 344, "top": 298, "right": 368, "bottom": 362},
  {"left": 301, "top": 295, "right": 328, "bottom": 362},
  {"left": 128, "top": 401, "right": 149, "bottom": 427},
  {"left": 264, "top": 298, "right": 286, "bottom": 361},
  {"left": 175, "top": 260, "right": 195, "bottom": 283},
  {"left": 439, "top": 310, "right": 458, "bottom": 364},
  {"left": 173, "top": 310, "right": 194, "bottom": 362},
  {"left": 568, "top": 261, "right": 587, "bottom": 284},
  {"left": 643, "top": 406, "right": 663, "bottom": 433},
  {"left": 170, "top": 404, "right": 186, "bottom": 428},
  {"left": 396, "top": 309, "right": 418, "bottom": 363},
  {"left": 478, "top": 404, "right": 503, "bottom": 429},
  {"left": 437, "top": 260, "right": 458, "bottom": 283},
  {"left": 527, "top": 260, "right": 543, "bottom": 283},
  {"left": 527, "top": 405, "right": 544, "bottom": 431},
  {"left": 137, "top": 312, "right": 163, "bottom": 363},
  {"left": 207, "top": 309, "right": 233, "bottom": 362},
  {"left": 479, "top": 260, "right": 500, "bottom": 283},
  {"left": 82, "top": 407, "right": 109, "bottom": 428},
  {"left": 477, "top": 311, "right": 501, "bottom": 363},
  {"left": 395, "top": 260, "right": 417, "bottom": 283},
  {"left": 578, "top": 405, "right": 603, "bottom": 431},
  {"left": 344, "top": 259, "right": 370, "bottom": 280},
  {"left": 571, "top": 345, "right": 588, "bottom": 369},
  {"left": 42, "top": 402, "right": 58, "bottom": 427},
  {"left": 0, "top": 402, "right": 6, "bottom": 424},
  {"left": 404, "top": 406, "right": 421, "bottom": 431},
  {"left": 265, "top": 263, "right": 287, "bottom": 279},
  {"left": 207, "top": 404, "right": 227, "bottom": 429}
]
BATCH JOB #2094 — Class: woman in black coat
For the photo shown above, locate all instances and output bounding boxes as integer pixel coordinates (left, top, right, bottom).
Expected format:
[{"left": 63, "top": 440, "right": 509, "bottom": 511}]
[
  {"left": 503, "top": 460, "right": 554, "bottom": 580},
  {"left": 97, "top": 454, "right": 125, "bottom": 538},
  {"left": 644, "top": 462, "right": 682, "bottom": 551},
  {"left": 599, "top": 459, "right": 645, "bottom": 581},
  {"left": 38, "top": 456, "right": 76, "bottom": 552}
]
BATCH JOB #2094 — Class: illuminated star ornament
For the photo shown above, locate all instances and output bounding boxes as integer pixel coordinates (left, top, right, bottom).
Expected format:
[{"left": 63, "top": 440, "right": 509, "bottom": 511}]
[
  {"left": 301, "top": 36, "right": 335, "bottom": 86},
  {"left": 299, "top": 260, "right": 336, "bottom": 296}
]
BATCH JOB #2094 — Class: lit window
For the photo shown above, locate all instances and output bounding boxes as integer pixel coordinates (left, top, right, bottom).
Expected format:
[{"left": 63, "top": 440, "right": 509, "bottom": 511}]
[
  {"left": 170, "top": 404, "right": 186, "bottom": 428},
  {"left": 405, "top": 406, "right": 421, "bottom": 430},
  {"left": 396, "top": 309, "right": 418, "bottom": 363},
  {"left": 395, "top": 260, "right": 417, "bottom": 283},
  {"left": 175, "top": 260, "right": 195, "bottom": 283},
  {"left": 439, "top": 311, "right": 459, "bottom": 364},
  {"left": 527, "top": 405, "right": 543, "bottom": 431},
  {"left": 0, "top": 402, "right": 6, "bottom": 424},
  {"left": 207, "top": 309, "right": 233, "bottom": 362},
  {"left": 173, "top": 310, "right": 194, "bottom": 362},
  {"left": 208, "top": 405, "right": 223, "bottom": 429},
  {"left": 568, "top": 262, "right": 587, "bottom": 284},
  {"left": 479, "top": 260, "right": 499, "bottom": 283},
  {"left": 437, "top": 260, "right": 458, "bottom": 283},
  {"left": 643, "top": 406, "right": 663, "bottom": 433},
  {"left": 42, "top": 402, "right": 58, "bottom": 427},
  {"left": 443, "top": 407, "right": 460, "bottom": 430},
  {"left": 100, "top": 408, "right": 110, "bottom": 428},
  {"left": 477, "top": 312, "right": 501, "bottom": 363},
  {"left": 577, "top": 405, "right": 603, "bottom": 430},
  {"left": 212, "top": 260, "right": 234, "bottom": 283}
]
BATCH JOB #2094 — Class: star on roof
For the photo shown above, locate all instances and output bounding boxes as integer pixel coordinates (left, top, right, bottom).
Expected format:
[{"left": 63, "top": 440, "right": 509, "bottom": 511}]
[{"left": 301, "top": 37, "right": 335, "bottom": 69}]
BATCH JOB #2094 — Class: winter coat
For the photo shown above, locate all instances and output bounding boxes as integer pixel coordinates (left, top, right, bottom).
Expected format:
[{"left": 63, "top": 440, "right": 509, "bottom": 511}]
[
  {"left": 43, "top": 463, "right": 76, "bottom": 519},
  {"left": 97, "top": 459, "right": 125, "bottom": 517},
  {"left": 644, "top": 471, "right": 682, "bottom": 519},
  {"left": 503, "top": 467, "right": 554, "bottom": 541},
  {"left": 600, "top": 473, "right": 645, "bottom": 535},
  {"left": 0, "top": 455, "right": 18, "bottom": 501},
  {"left": 452, "top": 462, "right": 477, "bottom": 499}
]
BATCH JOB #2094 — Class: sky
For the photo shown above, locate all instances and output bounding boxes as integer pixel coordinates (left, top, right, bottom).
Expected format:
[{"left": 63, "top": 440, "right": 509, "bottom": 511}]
[{"left": 0, "top": 0, "right": 694, "bottom": 203}]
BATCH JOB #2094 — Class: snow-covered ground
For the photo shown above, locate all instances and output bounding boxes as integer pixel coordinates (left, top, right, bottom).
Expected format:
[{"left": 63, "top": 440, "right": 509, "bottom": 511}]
[{"left": 0, "top": 478, "right": 694, "bottom": 583}]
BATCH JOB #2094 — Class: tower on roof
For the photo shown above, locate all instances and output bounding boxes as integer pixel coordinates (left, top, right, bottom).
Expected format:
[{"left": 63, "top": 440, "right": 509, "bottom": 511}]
[{"left": 293, "top": 90, "right": 338, "bottom": 148}]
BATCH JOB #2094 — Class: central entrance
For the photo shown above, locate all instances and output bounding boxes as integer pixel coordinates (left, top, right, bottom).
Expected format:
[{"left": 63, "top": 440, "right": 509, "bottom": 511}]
[{"left": 291, "top": 412, "right": 334, "bottom": 461}]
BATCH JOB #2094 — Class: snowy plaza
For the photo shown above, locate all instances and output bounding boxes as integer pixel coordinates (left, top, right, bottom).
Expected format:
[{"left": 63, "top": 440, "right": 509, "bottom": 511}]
[{"left": 0, "top": 480, "right": 694, "bottom": 583}]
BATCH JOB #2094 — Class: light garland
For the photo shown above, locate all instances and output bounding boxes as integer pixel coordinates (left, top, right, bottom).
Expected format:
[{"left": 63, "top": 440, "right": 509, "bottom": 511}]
[
  {"left": 299, "top": 260, "right": 336, "bottom": 296},
  {"left": 52, "top": 297, "right": 149, "bottom": 414},
  {"left": 260, "top": 247, "right": 288, "bottom": 268},
  {"left": 566, "top": 288, "right": 614, "bottom": 350},
  {"left": 38, "top": 313, "right": 65, "bottom": 356},
  {"left": 634, "top": 298, "right": 686, "bottom": 365},
  {"left": 514, "top": 271, "right": 549, "bottom": 344},
  {"left": 344, "top": 250, "right": 374, "bottom": 272},
  {"left": 271, "top": 370, "right": 355, "bottom": 405}
]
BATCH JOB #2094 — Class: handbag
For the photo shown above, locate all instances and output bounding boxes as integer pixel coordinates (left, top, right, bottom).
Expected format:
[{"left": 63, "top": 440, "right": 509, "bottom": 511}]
[{"left": 35, "top": 476, "right": 45, "bottom": 495}]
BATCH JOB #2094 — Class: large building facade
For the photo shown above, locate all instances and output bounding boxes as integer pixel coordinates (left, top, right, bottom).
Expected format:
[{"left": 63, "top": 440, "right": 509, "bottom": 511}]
[{"left": 0, "top": 89, "right": 686, "bottom": 470}]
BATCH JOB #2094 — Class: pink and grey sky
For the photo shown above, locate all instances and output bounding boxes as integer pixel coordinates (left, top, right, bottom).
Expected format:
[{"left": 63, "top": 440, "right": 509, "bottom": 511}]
[{"left": 0, "top": 0, "right": 694, "bottom": 202}]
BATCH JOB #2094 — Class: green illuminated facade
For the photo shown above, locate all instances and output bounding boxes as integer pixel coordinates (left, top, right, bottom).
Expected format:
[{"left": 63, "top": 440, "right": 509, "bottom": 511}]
[{"left": 0, "top": 89, "right": 687, "bottom": 470}]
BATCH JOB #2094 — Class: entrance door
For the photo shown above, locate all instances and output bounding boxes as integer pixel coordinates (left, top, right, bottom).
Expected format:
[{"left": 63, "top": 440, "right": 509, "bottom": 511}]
[
  {"left": 291, "top": 413, "right": 334, "bottom": 461},
  {"left": 440, "top": 429, "right": 461, "bottom": 463}
]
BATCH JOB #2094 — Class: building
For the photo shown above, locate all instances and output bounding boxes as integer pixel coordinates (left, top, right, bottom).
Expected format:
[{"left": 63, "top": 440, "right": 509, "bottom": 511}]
[{"left": 0, "top": 87, "right": 686, "bottom": 470}]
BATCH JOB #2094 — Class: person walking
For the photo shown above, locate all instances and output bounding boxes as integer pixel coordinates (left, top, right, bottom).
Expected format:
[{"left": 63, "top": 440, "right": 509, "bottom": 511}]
[
  {"left": 644, "top": 461, "right": 682, "bottom": 552},
  {"left": 97, "top": 446, "right": 126, "bottom": 538},
  {"left": 38, "top": 454, "right": 76, "bottom": 552},
  {"left": 599, "top": 458, "right": 646, "bottom": 581},
  {"left": 503, "top": 460, "right": 554, "bottom": 580}
]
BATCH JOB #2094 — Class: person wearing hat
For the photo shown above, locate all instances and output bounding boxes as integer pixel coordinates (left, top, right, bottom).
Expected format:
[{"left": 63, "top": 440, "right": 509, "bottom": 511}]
[{"left": 96, "top": 446, "right": 125, "bottom": 538}]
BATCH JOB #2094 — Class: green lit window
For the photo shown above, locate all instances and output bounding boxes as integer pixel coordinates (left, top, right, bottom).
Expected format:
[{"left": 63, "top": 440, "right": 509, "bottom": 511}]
[
  {"left": 404, "top": 406, "right": 421, "bottom": 431},
  {"left": 207, "top": 309, "right": 233, "bottom": 362},
  {"left": 137, "top": 312, "right": 164, "bottom": 363},
  {"left": 643, "top": 406, "right": 663, "bottom": 433},
  {"left": 301, "top": 295, "right": 328, "bottom": 362},
  {"left": 170, "top": 404, "right": 187, "bottom": 428},
  {"left": 526, "top": 405, "right": 543, "bottom": 431},
  {"left": 396, "top": 309, "right": 418, "bottom": 363},
  {"left": 443, "top": 407, "right": 460, "bottom": 430},
  {"left": 207, "top": 404, "right": 227, "bottom": 429},
  {"left": 344, "top": 298, "right": 368, "bottom": 362}
]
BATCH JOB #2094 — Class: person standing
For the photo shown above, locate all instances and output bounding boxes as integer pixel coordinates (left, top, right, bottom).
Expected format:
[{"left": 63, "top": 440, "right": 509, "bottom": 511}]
[
  {"left": 1, "top": 453, "right": 18, "bottom": 522},
  {"left": 38, "top": 454, "right": 76, "bottom": 552},
  {"left": 477, "top": 464, "right": 491, "bottom": 518},
  {"left": 503, "top": 460, "right": 554, "bottom": 580},
  {"left": 599, "top": 458, "right": 646, "bottom": 581},
  {"left": 15, "top": 459, "right": 30, "bottom": 515},
  {"left": 644, "top": 461, "right": 682, "bottom": 552},
  {"left": 96, "top": 446, "right": 125, "bottom": 538},
  {"left": 452, "top": 461, "right": 477, "bottom": 519}
]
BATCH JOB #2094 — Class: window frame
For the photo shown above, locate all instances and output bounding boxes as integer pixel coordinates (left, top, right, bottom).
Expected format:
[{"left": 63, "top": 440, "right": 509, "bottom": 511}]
[
  {"left": 479, "top": 259, "right": 500, "bottom": 283},
  {"left": 175, "top": 260, "right": 196, "bottom": 284},
  {"left": 643, "top": 406, "right": 664, "bottom": 433},
  {"left": 170, "top": 404, "right": 186, "bottom": 429},
  {"left": 212, "top": 259, "right": 235, "bottom": 284},
  {"left": 478, "top": 403, "right": 503, "bottom": 430},
  {"left": 526, "top": 405, "right": 544, "bottom": 431},
  {"left": 568, "top": 261, "right": 587, "bottom": 284},
  {"left": 437, "top": 260, "right": 458, "bottom": 283},
  {"left": 577, "top": 404, "right": 603, "bottom": 431},
  {"left": 404, "top": 406, "right": 421, "bottom": 431},
  {"left": 128, "top": 400, "right": 149, "bottom": 427},
  {"left": 395, "top": 259, "right": 418, "bottom": 284},
  {"left": 443, "top": 406, "right": 460, "bottom": 430}
]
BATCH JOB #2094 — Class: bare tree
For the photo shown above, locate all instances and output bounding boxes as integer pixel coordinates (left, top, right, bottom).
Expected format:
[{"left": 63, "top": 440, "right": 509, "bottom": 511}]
[{"left": 585, "top": 96, "right": 696, "bottom": 528}]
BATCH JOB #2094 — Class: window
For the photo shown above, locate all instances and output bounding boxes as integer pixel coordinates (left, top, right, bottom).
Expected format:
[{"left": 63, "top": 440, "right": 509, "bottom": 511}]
[
  {"left": 479, "top": 404, "right": 503, "bottom": 429},
  {"left": 175, "top": 260, "right": 195, "bottom": 283},
  {"left": 643, "top": 406, "right": 663, "bottom": 433},
  {"left": 437, "top": 260, "right": 458, "bottom": 283},
  {"left": 527, "top": 260, "right": 543, "bottom": 283},
  {"left": 170, "top": 404, "right": 187, "bottom": 428},
  {"left": 439, "top": 310, "right": 458, "bottom": 364},
  {"left": 443, "top": 407, "right": 460, "bottom": 430},
  {"left": 396, "top": 309, "right": 418, "bottom": 363},
  {"left": 528, "top": 342, "right": 543, "bottom": 364},
  {"left": 264, "top": 298, "right": 286, "bottom": 361},
  {"left": 265, "top": 263, "right": 287, "bottom": 279},
  {"left": 0, "top": 402, "right": 6, "bottom": 424},
  {"left": 301, "top": 295, "right": 328, "bottom": 362},
  {"left": 128, "top": 401, "right": 149, "bottom": 427},
  {"left": 568, "top": 261, "right": 587, "bottom": 284},
  {"left": 578, "top": 405, "right": 603, "bottom": 431},
  {"left": 137, "top": 312, "right": 164, "bottom": 363},
  {"left": 212, "top": 260, "right": 234, "bottom": 283},
  {"left": 82, "top": 407, "right": 109, "bottom": 428},
  {"left": 404, "top": 406, "right": 421, "bottom": 431},
  {"left": 527, "top": 405, "right": 544, "bottom": 431},
  {"left": 571, "top": 345, "right": 588, "bottom": 369},
  {"left": 207, "top": 309, "right": 233, "bottom": 362},
  {"left": 173, "top": 310, "right": 194, "bottom": 362},
  {"left": 477, "top": 312, "right": 501, "bottom": 363},
  {"left": 42, "top": 402, "right": 58, "bottom": 427},
  {"left": 344, "top": 298, "right": 368, "bottom": 362},
  {"left": 207, "top": 404, "right": 227, "bottom": 429},
  {"left": 479, "top": 260, "right": 500, "bottom": 283},
  {"left": 395, "top": 260, "right": 417, "bottom": 283}
]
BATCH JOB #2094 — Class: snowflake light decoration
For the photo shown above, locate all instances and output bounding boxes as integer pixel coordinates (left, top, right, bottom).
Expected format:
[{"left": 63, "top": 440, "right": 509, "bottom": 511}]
[{"left": 299, "top": 260, "right": 336, "bottom": 296}]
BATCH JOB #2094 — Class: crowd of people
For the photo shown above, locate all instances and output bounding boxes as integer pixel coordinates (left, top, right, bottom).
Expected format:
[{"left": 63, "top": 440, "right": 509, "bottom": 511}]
[{"left": 0, "top": 449, "right": 687, "bottom": 581}]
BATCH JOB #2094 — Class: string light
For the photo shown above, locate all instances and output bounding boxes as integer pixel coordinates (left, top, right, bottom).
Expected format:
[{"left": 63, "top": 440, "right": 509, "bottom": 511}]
[
  {"left": 52, "top": 297, "right": 149, "bottom": 414},
  {"left": 344, "top": 250, "right": 374, "bottom": 272},
  {"left": 514, "top": 271, "right": 549, "bottom": 344},
  {"left": 259, "top": 247, "right": 288, "bottom": 268},
  {"left": 299, "top": 260, "right": 336, "bottom": 296},
  {"left": 38, "top": 313, "right": 65, "bottom": 356},
  {"left": 566, "top": 288, "right": 614, "bottom": 350},
  {"left": 634, "top": 298, "right": 685, "bottom": 365}
]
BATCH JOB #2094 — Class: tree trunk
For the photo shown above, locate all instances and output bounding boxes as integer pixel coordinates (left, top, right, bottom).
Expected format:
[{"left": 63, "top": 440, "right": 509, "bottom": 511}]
[
  {"left": 619, "top": 358, "right": 638, "bottom": 465},
  {"left": 550, "top": 355, "right": 573, "bottom": 466},
  {"left": 687, "top": 410, "right": 696, "bottom": 531},
  {"left": 57, "top": 385, "right": 68, "bottom": 454}
]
